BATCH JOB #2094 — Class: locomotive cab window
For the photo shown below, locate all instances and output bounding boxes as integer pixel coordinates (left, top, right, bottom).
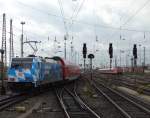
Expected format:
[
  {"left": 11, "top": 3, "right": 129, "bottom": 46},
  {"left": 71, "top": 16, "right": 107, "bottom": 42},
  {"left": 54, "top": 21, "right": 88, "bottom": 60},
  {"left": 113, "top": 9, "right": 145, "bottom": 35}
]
[{"left": 11, "top": 58, "right": 33, "bottom": 69}]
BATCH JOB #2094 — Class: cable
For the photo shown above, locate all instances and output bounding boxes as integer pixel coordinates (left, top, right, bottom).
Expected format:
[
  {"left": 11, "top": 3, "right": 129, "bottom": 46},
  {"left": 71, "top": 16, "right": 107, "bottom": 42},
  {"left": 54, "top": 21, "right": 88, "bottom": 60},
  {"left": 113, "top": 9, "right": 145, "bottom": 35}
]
[
  {"left": 58, "top": 0, "right": 68, "bottom": 36},
  {"left": 70, "top": 1, "right": 80, "bottom": 20},
  {"left": 120, "top": 0, "right": 138, "bottom": 21},
  {"left": 72, "top": 0, "right": 85, "bottom": 21},
  {"left": 16, "top": 1, "right": 150, "bottom": 33},
  {"left": 15, "top": 0, "right": 150, "bottom": 37},
  {"left": 122, "top": 0, "right": 150, "bottom": 26},
  {"left": 105, "top": 0, "right": 150, "bottom": 43},
  {"left": 69, "top": 0, "right": 85, "bottom": 40},
  {"left": 70, "top": 0, "right": 85, "bottom": 31},
  {"left": 16, "top": 1, "right": 59, "bottom": 18}
]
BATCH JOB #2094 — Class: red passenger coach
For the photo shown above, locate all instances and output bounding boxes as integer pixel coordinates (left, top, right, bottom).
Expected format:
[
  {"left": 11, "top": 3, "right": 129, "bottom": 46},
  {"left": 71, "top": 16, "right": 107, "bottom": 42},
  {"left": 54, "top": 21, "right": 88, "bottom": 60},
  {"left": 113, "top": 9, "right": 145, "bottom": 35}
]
[
  {"left": 63, "top": 62, "right": 81, "bottom": 80},
  {"left": 50, "top": 56, "right": 81, "bottom": 81}
]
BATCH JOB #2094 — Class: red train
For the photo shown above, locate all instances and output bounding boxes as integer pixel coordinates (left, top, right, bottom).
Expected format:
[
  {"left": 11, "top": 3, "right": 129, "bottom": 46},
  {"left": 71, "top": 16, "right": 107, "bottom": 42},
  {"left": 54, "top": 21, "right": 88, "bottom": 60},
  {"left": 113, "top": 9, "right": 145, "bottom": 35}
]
[
  {"left": 98, "top": 67, "right": 145, "bottom": 74},
  {"left": 49, "top": 56, "right": 81, "bottom": 81},
  {"left": 98, "top": 67, "right": 123, "bottom": 74}
]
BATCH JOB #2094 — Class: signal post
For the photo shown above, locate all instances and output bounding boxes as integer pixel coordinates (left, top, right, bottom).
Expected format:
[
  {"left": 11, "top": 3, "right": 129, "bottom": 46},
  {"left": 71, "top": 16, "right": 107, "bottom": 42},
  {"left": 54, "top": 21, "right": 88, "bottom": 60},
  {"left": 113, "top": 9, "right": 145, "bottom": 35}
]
[
  {"left": 88, "top": 54, "right": 94, "bottom": 80},
  {"left": 133, "top": 44, "right": 137, "bottom": 71},
  {"left": 109, "top": 43, "right": 113, "bottom": 69},
  {"left": 82, "top": 43, "right": 87, "bottom": 72}
]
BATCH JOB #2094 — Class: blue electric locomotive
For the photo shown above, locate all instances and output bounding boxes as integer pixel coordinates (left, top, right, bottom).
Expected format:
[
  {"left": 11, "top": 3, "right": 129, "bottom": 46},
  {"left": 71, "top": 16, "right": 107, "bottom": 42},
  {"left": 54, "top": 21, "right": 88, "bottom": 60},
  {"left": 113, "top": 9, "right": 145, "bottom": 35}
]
[{"left": 7, "top": 55, "right": 80, "bottom": 91}]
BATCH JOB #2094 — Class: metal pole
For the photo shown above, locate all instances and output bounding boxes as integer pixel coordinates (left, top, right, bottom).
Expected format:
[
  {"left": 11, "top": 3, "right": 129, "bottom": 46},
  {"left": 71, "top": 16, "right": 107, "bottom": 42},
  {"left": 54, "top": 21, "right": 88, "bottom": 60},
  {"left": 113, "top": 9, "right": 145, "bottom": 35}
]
[
  {"left": 139, "top": 44, "right": 141, "bottom": 66},
  {"left": 144, "top": 47, "right": 145, "bottom": 66},
  {"left": 1, "top": 13, "right": 7, "bottom": 67},
  {"left": 143, "top": 47, "right": 145, "bottom": 72},
  {"left": 126, "top": 54, "right": 129, "bottom": 67},
  {"left": 90, "top": 58, "right": 92, "bottom": 80},
  {"left": 9, "top": 19, "right": 12, "bottom": 65},
  {"left": 115, "top": 56, "right": 117, "bottom": 67},
  {"left": 88, "top": 54, "right": 94, "bottom": 80},
  {"left": 134, "top": 58, "right": 137, "bottom": 68},
  {"left": 78, "top": 52, "right": 79, "bottom": 65},
  {"left": 110, "top": 58, "right": 112, "bottom": 70},
  {"left": 75, "top": 51, "right": 77, "bottom": 64},
  {"left": 131, "top": 57, "right": 134, "bottom": 72},
  {"left": 0, "top": 49, "right": 6, "bottom": 95},
  {"left": 120, "top": 50, "right": 121, "bottom": 67},
  {"left": 20, "top": 22, "right": 25, "bottom": 57},
  {"left": 84, "top": 58, "right": 85, "bottom": 72},
  {"left": 140, "top": 46, "right": 141, "bottom": 66},
  {"left": 64, "top": 35, "right": 67, "bottom": 59}
]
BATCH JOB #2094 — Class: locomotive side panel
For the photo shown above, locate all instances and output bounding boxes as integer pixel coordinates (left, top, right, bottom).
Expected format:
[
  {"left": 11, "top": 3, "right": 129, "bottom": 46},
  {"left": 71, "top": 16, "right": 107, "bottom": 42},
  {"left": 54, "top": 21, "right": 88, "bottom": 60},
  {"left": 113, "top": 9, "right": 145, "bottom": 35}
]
[{"left": 40, "top": 62, "right": 63, "bottom": 84}]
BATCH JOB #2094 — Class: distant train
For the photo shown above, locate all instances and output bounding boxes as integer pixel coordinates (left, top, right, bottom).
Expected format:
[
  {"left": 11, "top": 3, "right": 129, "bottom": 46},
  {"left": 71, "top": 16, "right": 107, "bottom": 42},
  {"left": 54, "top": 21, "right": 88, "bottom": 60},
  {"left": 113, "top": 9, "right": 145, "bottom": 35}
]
[
  {"left": 7, "top": 55, "right": 81, "bottom": 91},
  {"left": 98, "top": 67, "right": 123, "bottom": 74}
]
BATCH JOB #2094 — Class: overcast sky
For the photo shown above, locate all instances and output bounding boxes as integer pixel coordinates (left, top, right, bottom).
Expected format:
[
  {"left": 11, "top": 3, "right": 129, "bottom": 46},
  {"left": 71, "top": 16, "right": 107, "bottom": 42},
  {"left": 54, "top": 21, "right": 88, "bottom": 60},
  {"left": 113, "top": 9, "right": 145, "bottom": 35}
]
[{"left": 0, "top": 0, "right": 150, "bottom": 67}]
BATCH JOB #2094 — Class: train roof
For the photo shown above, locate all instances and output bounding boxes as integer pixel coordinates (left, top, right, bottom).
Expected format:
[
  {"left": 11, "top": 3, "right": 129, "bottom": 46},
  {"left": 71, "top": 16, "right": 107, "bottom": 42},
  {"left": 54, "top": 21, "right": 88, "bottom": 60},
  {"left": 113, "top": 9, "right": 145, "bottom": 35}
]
[
  {"left": 45, "top": 56, "right": 79, "bottom": 67},
  {"left": 11, "top": 56, "right": 44, "bottom": 62},
  {"left": 12, "top": 57, "right": 33, "bottom": 61}
]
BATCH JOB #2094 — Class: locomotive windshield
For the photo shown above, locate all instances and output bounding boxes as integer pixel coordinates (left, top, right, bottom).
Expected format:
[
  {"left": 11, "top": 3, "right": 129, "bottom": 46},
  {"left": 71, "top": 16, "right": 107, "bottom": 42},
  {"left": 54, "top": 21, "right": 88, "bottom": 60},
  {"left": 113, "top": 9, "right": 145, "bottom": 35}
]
[{"left": 11, "top": 58, "right": 33, "bottom": 69}]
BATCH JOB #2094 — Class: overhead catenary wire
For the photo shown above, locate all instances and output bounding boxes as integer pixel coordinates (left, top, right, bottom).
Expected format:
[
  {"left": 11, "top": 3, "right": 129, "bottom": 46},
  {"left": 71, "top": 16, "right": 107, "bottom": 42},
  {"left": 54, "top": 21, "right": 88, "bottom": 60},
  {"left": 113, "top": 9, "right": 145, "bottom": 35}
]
[
  {"left": 69, "top": 0, "right": 83, "bottom": 61},
  {"left": 5, "top": 0, "right": 149, "bottom": 49},
  {"left": 69, "top": 0, "right": 80, "bottom": 30},
  {"left": 69, "top": 0, "right": 85, "bottom": 34},
  {"left": 120, "top": 0, "right": 138, "bottom": 21},
  {"left": 122, "top": 0, "right": 150, "bottom": 26},
  {"left": 15, "top": 1, "right": 150, "bottom": 34},
  {"left": 106, "top": 0, "right": 150, "bottom": 42},
  {"left": 70, "top": 0, "right": 80, "bottom": 20},
  {"left": 58, "top": 0, "right": 69, "bottom": 36},
  {"left": 71, "top": 0, "right": 85, "bottom": 22},
  {"left": 3, "top": 1, "right": 150, "bottom": 66}
]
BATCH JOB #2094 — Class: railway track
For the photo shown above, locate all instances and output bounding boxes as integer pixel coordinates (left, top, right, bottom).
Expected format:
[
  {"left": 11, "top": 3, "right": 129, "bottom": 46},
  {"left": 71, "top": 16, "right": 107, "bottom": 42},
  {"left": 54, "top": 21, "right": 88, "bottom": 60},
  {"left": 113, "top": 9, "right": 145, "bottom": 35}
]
[
  {"left": 95, "top": 75, "right": 150, "bottom": 95},
  {"left": 55, "top": 83, "right": 101, "bottom": 118},
  {"left": 107, "top": 76, "right": 150, "bottom": 96},
  {"left": 115, "top": 87, "right": 150, "bottom": 110},
  {"left": 0, "top": 86, "right": 49, "bottom": 112},
  {"left": 92, "top": 79, "right": 150, "bottom": 118},
  {"left": 0, "top": 93, "right": 27, "bottom": 111},
  {"left": 118, "top": 81, "right": 150, "bottom": 96}
]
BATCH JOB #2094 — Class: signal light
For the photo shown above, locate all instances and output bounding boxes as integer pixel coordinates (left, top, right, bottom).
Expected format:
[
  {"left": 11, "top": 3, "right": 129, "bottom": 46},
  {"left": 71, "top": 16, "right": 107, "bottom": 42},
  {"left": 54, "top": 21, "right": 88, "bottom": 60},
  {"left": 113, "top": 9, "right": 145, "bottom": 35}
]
[
  {"left": 133, "top": 44, "right": 137, "bottom": 59},
  {"left": 88, "top": 54, "right": 94, "bottom": 59},
  {"left": 83, "top": 43, "right": 87, "bottom": 58},
  {"left": 109, "top": 43, "right": 113, "bottom": 58}
]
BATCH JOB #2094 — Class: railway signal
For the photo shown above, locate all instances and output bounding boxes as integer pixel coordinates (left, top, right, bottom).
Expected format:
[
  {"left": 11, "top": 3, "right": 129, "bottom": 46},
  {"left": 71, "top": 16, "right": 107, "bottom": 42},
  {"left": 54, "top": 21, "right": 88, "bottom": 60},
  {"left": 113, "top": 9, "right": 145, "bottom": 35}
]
[
  {"left": 133, "top": 44, "right": 137, "bottom": 59},
  {"left": 88, "top": 54, "right": 94, "bottom": 80},
  {"left": 82, "top": 43, "right": 87, "bottom": 72},
  {"left": 133, "top": 44, "right": 137, "bottom": 67},
  {"left": 109, "top": 43, "right": 113, "bottom": 69},
  {"left": 83, "top": 43, "right": 87, "bottom": 58},
  {"left": 109, "top": 43, "right": 113, "bottom": 58}
]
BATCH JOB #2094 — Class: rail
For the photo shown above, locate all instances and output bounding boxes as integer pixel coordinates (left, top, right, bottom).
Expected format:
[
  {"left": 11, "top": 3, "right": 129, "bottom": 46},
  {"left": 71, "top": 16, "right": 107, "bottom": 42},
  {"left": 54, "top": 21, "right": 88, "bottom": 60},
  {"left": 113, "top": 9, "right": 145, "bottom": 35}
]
[
  {"left": 92, "top": 79, "right": 150, "bottom": 118},
  {"left": 0, "top": 93, "right": 27, "bottom": 111},
  {"left": 55, "top": 82, "right": 101, "bottom": 118}
]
